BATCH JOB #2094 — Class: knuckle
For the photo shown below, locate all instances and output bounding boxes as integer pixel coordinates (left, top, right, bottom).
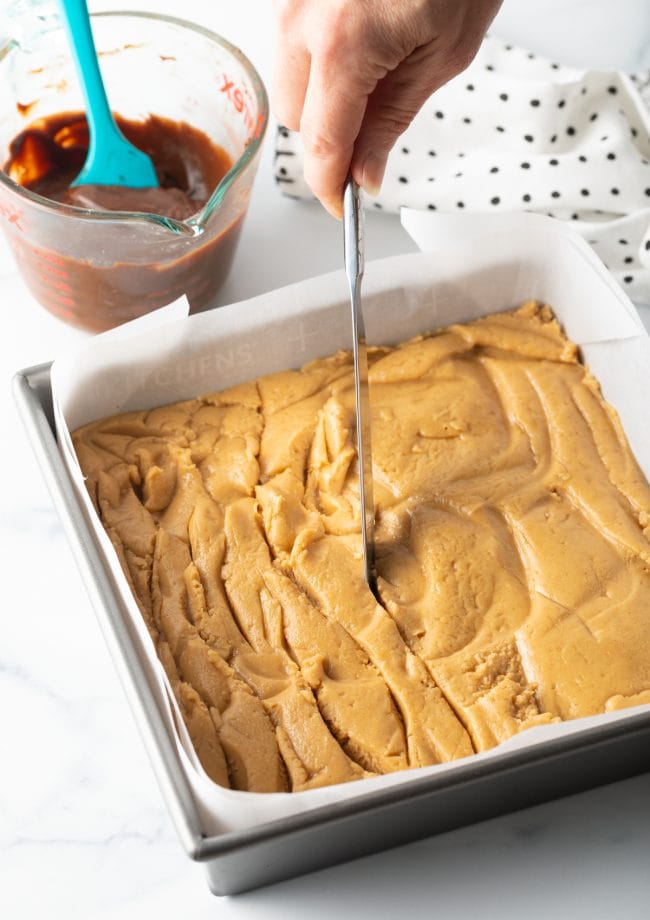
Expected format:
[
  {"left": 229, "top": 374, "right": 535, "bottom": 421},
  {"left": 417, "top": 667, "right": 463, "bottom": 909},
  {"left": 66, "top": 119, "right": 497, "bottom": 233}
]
[
  {"left": 321, "top": 0, "right": 350, "bottom": 35},
  {"left": 273, "top": 0, "right": 298, "bottom": 31},
  {"left": 311, "top": 35, "right": 338, "bottom": 70},
  {"left": 447, "top": 38, "right": 481, "bottom": 77},
  {"left": 300, "top": 124, "right": 343, "bottom": 160},
  {"left": 373, "top": 105, "right": 418, "bottom": 142},
  {"left": 311, "top": 1, "right": 359, "bottom": 62}
]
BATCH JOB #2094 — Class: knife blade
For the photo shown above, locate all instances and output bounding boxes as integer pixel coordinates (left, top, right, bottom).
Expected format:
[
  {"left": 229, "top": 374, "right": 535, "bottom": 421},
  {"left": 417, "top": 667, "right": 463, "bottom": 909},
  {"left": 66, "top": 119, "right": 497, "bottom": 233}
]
[{"left": 343, "top": 178, "right": 378, "bottom": 597}]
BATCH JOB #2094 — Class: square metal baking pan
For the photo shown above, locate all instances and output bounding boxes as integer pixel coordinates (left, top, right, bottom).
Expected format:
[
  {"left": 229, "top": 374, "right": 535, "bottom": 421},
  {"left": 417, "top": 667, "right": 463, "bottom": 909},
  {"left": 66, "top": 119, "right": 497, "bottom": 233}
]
[{"left": 13, "top": 359, "right": 650, "bottom": 896}]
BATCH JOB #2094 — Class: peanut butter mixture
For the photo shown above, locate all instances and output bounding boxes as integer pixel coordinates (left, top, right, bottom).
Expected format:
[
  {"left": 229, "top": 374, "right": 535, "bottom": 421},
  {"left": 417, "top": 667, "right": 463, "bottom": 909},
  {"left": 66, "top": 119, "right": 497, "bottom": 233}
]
[{"left": 73, "top": 303, "right": 650, "bottom": 792}]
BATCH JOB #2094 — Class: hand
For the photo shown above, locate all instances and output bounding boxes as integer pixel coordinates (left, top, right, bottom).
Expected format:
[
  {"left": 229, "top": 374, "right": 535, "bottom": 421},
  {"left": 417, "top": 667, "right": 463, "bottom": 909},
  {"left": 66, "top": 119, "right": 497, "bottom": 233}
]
[{"left": 272, "top": 0, "right": 502, "bottom": 217}]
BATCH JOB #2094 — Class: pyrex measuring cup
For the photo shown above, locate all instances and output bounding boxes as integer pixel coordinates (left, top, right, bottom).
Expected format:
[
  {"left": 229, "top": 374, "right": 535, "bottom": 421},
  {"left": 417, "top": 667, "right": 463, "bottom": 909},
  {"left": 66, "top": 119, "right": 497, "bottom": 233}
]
[{"left": 0, "top": 11, "right": 268, "bottom": 332}]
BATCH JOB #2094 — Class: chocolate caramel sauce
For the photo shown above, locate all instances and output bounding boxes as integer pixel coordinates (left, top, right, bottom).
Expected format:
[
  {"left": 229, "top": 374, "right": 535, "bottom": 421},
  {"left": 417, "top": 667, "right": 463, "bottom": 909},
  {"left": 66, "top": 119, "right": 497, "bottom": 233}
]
[{"left": 2, "top": 112, "right": 242, "bottom": 331}]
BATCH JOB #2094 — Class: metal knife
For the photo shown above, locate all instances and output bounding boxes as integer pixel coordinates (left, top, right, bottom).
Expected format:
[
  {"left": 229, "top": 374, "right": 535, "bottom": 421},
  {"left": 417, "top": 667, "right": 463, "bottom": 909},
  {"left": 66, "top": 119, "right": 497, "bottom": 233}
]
[{"left": 343, "top": 178, "right": 378, "bottom": 598}]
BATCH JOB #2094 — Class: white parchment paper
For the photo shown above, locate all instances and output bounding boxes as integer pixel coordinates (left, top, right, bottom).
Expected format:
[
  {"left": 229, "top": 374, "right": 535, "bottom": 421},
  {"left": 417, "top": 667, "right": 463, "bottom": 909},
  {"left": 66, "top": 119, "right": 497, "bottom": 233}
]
[{"left": 51, "top": 212, "right": 650, "bottom": 836}]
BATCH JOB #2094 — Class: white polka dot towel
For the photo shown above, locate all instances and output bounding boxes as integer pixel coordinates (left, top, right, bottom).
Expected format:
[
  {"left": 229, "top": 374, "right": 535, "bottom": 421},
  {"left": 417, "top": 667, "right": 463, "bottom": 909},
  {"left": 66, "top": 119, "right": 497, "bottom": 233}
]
[{"left": 274, "top": 36, "right": 650, "bottom": 304}]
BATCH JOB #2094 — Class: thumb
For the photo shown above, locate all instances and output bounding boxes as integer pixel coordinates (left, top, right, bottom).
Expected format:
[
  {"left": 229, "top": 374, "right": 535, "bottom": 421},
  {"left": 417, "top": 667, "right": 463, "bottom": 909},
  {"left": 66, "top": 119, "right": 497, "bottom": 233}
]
[{"left": 351, "top": 50, "right": 450, "bottom": 195}]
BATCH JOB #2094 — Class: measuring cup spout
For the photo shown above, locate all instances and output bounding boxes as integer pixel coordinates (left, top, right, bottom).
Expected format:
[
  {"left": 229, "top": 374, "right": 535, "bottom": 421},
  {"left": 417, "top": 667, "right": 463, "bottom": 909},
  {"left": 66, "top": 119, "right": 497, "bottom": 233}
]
[{"left": 150, "top": 212, "right": 202, "bottom": 237}]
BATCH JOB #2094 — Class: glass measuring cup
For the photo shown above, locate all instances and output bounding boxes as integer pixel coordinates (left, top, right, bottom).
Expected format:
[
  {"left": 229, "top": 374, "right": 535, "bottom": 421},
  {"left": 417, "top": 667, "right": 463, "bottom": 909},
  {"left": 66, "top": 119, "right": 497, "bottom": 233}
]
[{"left": 0, "top": 11, "right": 268, "bottom": 332}]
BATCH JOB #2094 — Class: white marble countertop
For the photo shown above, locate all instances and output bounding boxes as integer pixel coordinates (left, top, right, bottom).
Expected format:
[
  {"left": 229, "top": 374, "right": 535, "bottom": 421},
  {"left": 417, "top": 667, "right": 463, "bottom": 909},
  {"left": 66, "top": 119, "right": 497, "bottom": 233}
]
[{"left": 2, "top": 2, "right": 650, "bottom": 917}]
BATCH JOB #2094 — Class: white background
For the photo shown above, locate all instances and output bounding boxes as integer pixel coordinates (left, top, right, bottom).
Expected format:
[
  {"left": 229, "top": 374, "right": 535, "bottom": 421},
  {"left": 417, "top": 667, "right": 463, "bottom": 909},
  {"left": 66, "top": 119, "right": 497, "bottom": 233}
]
[{"left": 1, "top": 1, "right": 650, "bottom": 917}]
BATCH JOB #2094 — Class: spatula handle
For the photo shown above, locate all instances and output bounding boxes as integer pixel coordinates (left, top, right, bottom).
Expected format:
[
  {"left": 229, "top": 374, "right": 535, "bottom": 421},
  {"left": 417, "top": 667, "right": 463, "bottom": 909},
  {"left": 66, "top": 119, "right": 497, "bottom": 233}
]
[{"left": 58, "top": 0, "right": 120, "bottom": 149}]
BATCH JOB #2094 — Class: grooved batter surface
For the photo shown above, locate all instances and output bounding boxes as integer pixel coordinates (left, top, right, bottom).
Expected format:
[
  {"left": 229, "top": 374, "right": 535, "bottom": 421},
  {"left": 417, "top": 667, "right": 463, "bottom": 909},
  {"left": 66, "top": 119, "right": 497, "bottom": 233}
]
[{"left": 73, "top": 302, "right": 650, "bottom": 792}]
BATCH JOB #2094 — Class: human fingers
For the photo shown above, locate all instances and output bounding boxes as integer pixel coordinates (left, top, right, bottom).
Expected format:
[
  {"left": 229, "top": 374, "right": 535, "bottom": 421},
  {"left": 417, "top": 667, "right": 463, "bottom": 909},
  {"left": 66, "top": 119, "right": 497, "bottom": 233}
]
[
  {"left": 299, "top": 56, "right": 373, "bottom": 218},
  {"left": 299, "top": 18, "right": 393, "bottom": 219},
  {"left": 351, "top": 0, "right": 503, "bottom": 196},
  {"left": 271, "top": 0, "right": 434, "bottom": 215},
  {"left": 271, "top": 0, "right": 311, "bottom": 131},
  {"left": 350, "top": 45, "right": 459, "bottom": 195}
]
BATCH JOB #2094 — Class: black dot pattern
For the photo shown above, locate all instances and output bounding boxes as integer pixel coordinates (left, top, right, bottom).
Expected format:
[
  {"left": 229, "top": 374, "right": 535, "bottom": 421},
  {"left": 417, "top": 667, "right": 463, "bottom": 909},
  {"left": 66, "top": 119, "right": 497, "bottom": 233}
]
[{"left": 274, "top": 36, "right": 650, "bottom": 299}]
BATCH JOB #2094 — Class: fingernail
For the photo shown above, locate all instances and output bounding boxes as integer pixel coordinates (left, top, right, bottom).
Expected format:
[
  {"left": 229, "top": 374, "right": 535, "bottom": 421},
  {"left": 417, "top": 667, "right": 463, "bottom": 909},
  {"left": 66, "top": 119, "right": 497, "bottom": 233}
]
[
  {"left": 360, "top": 152, "right": 387, "bottom": 197},
  {"left": 321, "top": 193, "right": 343, "bottom": 220}
]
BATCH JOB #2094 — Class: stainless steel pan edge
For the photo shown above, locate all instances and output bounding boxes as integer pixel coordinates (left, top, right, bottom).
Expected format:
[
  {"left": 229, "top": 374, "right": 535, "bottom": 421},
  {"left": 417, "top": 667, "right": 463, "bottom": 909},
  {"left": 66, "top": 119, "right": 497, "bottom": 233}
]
[
  {"left": 12, "top": 362, "right": 650, "bottom": 896},
  {"left": 12, "top": 362, "right": 205, "bottom": 858}
]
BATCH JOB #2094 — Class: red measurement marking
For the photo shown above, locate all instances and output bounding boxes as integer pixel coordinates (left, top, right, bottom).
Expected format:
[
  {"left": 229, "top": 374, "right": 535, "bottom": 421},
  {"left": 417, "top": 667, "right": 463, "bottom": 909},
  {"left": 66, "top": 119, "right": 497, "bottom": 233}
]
[
  {"left": 0, "top": 202, "right": 24, "bottom": 231},
  {"left": 30, "top": 246, "right": 66, "bottom": 266},
  {"left": 220, "top": 72, "right": 256, "bottom": 135},
  {"left": 253, "top": 111, "right": 265, "bottom": 140},
  {"left": 47, "top": 290, "right": 74, "bottom": 306},
  {"left": 36, "top": 263, "right": 67, "bottom": 279},
  {"left": 38, "top": 275, "right": 72, "bottom": 293},
  {"left": 49, "top": 298, "right": 74, "bottom": 319}
]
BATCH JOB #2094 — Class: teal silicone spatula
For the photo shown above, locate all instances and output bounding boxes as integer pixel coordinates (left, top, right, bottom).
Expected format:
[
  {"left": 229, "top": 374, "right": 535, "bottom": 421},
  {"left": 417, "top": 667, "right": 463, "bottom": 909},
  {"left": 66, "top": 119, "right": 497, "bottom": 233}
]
[{"left": 58, "top": 0, "right": 158, "bottom": 187}]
